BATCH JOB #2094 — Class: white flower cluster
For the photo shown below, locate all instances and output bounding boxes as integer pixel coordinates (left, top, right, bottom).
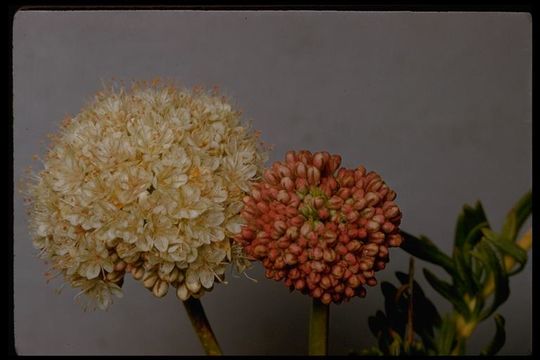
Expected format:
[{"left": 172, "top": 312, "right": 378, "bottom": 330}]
[{"left": 25, "top": 82, "right": 266, "bottom": 310}]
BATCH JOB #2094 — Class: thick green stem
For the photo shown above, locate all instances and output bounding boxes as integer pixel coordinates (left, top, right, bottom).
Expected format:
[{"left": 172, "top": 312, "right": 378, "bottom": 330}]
[
  {"left": 182, "top": 297, "right": 222, "bottom": 355},
  {"left": 309, "top": 299, "right": 329, "bottom": 355}
]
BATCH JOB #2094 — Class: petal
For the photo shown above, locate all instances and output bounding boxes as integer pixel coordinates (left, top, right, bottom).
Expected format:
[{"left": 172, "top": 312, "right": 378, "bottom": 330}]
[
  {"left": 199, "top": 268, "right": 214, "bottom": 289},
  {"left": 205, "top": 211, "right": 225, "bottom": 226},
  {"left": 154, "top": 236, "right": 169, "bottom": 252},
  {"left": 85, "top": 263, "right": 101, "bottom": 279}
]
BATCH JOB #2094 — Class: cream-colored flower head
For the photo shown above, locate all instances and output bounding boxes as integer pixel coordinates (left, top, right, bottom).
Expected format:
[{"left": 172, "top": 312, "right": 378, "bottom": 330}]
[{"left": 24, "top": 80, "right": 267, "bottom": 310}]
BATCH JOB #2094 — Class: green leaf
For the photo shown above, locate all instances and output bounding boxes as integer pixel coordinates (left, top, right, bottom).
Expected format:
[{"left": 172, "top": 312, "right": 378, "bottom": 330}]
[
  {"left": 368, "top": 311, "right": 388, "bottom": 338},
  {"left": 454, "top": 202, "right": 489, "bottom": 249},
  {"left": 480, "top": 314, "right": 506, "bottom": 355},
  {"left": 482, "top": 228, "right": 527, "bottom": 266},
  {"left": 502, "top": 190, "right": 532, "bottom": 241},
  {"left": 423, "top": 268, "right": 471, "bottom": 319},
  {"left": 401, "top": 232, "right": 456, "bottom": 277},
  {"left": 381, "top": 282, "right": 407, "bottom": 336},
  {"left": 434, "top": 315, "right": 457, "bottom": 355},
  {"left": 471, "top": 242, "right": 510, "bottom": 321},
  {"left": 453, "top": 247, "right": 480, "bottom": 295},
  {"left": 463, "top": 221, "right": 490, "bottom": 248},
  {"left": 501, "top": 212, "right": 517, "bottom": 242}
]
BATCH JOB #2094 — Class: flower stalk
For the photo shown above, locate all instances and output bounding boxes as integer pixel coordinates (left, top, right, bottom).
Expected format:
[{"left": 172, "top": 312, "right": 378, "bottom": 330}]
[
  {"left": 182, "top": 297, "right": 222, "bottom": 355},
  {"left": 309, "top": 298, "right": 329, "bottom": 355}
]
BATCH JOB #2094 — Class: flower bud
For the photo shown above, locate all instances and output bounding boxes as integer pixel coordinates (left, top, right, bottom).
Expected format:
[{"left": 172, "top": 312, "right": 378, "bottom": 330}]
[
  {"left": 348, "top": 274, "right": 364, "bottom": 288},
  {"left": 388, "top": 234, "right": 403, "bottom": 247},
  {"left": 166, "top": 267, "right": 180, "bottom": 283},
  {"left": 312, "top": 247, "right": 323, "bottom": 260},
  {"left": 372, "top": 214, "right": 385, "bottom": 224},
  {"left": 274, "top": 256, "right": 286, "bottom": 269},
  {"left": 312, "top": 287, "right": 323, "bottom": 298},
  {"left": 344, "top": 253, "right": 357, "bottom": 265},
  {"left": 366, "top": 278, "right": 377, "bottom": 287},
  {"left": 152, "top": 279, "right": 169, "bottom": 298},
  {"left": 277, "top": 190, "right": 290, "bottom": 204},
  {"left": 363, "top": 243, "right": 379, "bottom": 257},
  {"left": 384, "top": 206, "right": 400, "bottom": 219},
  {"left": 106, "top": 271, "right": 123, "bottom": 283},
  {"left": 296, "top": 162, "right": 307, "bottom": 178},
  {"left": 359, "top": 259, "right": 374, "bottom": 271},
  {"left": 277, "top": 164, "right": 292, "bottom": 178},
  {"left": 366, "top": 220, "right": 380, "bottom": 233},
  {"left": 346, "top": 240, "right": 361, "bottom": 252},
  {"left": 327, "top": 155, "right": 341, "bottom": 174},
  {"left": 287, "top": 267, "right": 299, "bottom": 278},
  {"left": 346, "top": 211, "right": 359, "bottom": 223},
  {"left": 264, "top": 169, "right": 278, "bottom": 184},
  {"left": 268, "top": 248, "right": 280, "bottom": 262},
  {"left": 285, "top": 151, "right": 296, "bottom": 164},
  {"left": 332, "top": 265, "right": 344, "bottom": 278},
  {"left": 254, "top": 244, "right": 268, "bottom": 257},
  {"left": 143, "top": 272, "right": 158, "bottom": 289},
  {"left": 307, "top": 167, "right": 320, "bottom": 186},
  {"left": 342, "top": 175, "right": 355, "bottom": 188},
  {"left": 336, "top": 243, "right": 348, "bottom": 255},
  {"left": 300, "top": 222, "right": 313, "bottom": 236},
  {"left": 321, "top": 293, "right": 332, "bottom": 305},
  {"left": 323, "top": 248, "right": 336, "bottom": 263},
  {"left": 251, "top": 188, "right": 262, "bottom": 201},
  {"left": 368, "top": 180, "right": 383, "bottom": 192},
  {"left": 241, "top": 227, "right": 256, "bottom": 240},
  {"left": 337, "top": 188, "right": 351, "bottom": 200},
  {"left": 280, "top": 176, "right": 294, "bottom": 191},
  {"left": 313, "top": 152, "right": 325, "bottom": 170},
  {"left": 132, "top": 267, "right": 145, "bottom": 280},
  {"left": 363, "top": 270, "right": 374, "bottom": 278},
  {"left": 313, "top": 196, "right": 325, "bottom": 209},
  {"left": 176, "top": 284, "right": 189, "bottom": 301},
  {"left": 274, "top": 220, "right": 287, "bottom": 235},
  {"left": 114, "top": 261, "right": 127, "bottom": 272},
  {"left": 295, "top": 279, "right": 306, "bottom": 290},
  {"left": 310, "top": 261, "right": 324, "bottom": 272},
  {"left": 365, "top": 192, "right": 380, "bottom": 207},
  {"left": 186, "top": 278, "right": 201, "bottom": 293},
  {"left": 284, "top": 252, "right": 298, "bottom": 265},
  {"left": 320, "top": 276, "right": 332, "bottom": 289},
  {"left": 382, "top": 222, "right": 395, "bottom": 233},
  {"left": 354, "top": 165, "right": 366, "bottom": 178},
  {"left": 370, "top": 231, "right": 386, "bottom": 244},
  {"left": 360, "top": 207, "right": 375, "bottom": 219}
]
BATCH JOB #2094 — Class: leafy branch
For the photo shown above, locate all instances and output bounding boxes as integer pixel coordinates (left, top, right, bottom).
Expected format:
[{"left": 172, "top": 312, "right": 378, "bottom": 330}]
[{"left": 363, "top": 190, "right": 532, "bottom": 355}]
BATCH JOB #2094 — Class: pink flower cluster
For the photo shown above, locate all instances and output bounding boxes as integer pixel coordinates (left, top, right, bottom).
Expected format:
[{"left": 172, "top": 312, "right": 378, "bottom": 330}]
[{"left": 235, "top": 150, "right": 403, "bottom": 304}]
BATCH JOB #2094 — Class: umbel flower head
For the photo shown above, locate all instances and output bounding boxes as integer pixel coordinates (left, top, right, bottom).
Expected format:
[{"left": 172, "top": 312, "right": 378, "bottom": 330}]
[
  {"left": 235, "top": 150, "right": 403, "bottom": 305},
  {"left": 24, "top": 80, "right": 267, "bottom": 310}
]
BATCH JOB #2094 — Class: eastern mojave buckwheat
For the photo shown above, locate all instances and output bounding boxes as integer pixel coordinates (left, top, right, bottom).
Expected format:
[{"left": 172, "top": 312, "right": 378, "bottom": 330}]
[{"left": 23, "top": 81, "right": 267, "bottom": 310}]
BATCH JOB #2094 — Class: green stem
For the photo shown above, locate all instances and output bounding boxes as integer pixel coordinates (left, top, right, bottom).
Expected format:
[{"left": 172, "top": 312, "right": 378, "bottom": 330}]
[
  {"left": 309, "top": 298, "right": 329, "bottom": 355},
  {"left": 182, "top": 297, "right": 222, "bottom": 355}
]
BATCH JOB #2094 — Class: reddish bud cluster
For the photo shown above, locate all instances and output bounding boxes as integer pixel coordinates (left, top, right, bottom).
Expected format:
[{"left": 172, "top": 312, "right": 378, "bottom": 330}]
[{"left": 234, "top": 150, "right": 403, "bottom": 304}]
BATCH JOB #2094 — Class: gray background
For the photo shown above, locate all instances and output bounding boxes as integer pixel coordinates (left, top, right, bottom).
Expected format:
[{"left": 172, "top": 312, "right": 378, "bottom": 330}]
[{"left": 13, "top": 11, "right": 532, "bottom": 355}]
